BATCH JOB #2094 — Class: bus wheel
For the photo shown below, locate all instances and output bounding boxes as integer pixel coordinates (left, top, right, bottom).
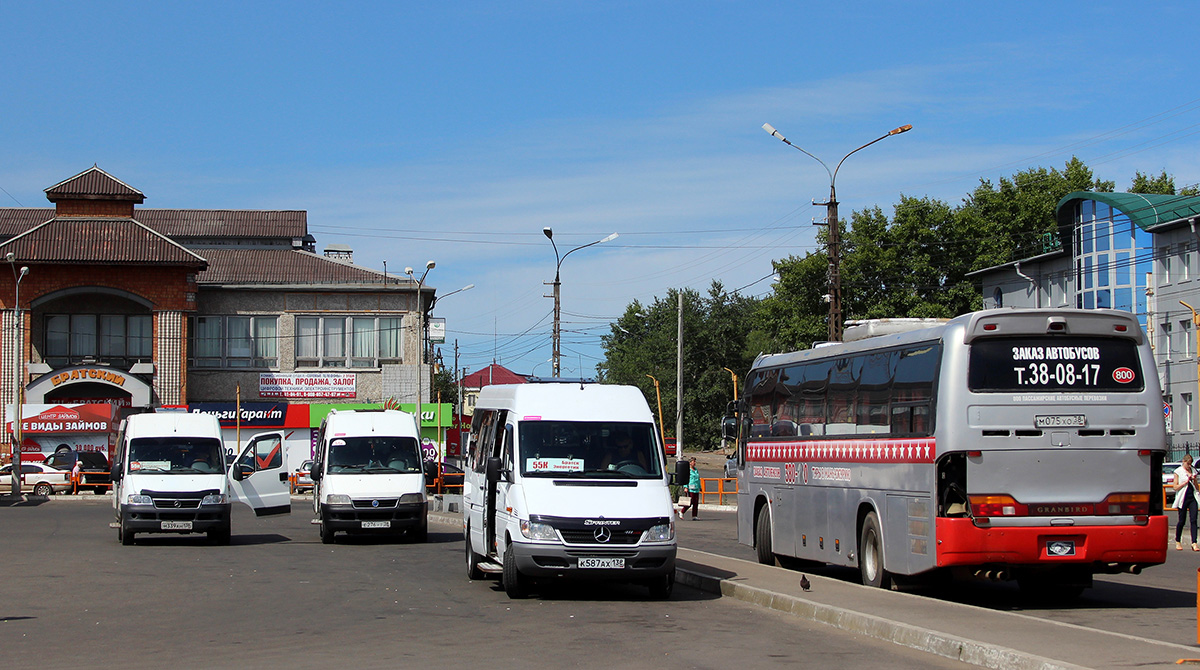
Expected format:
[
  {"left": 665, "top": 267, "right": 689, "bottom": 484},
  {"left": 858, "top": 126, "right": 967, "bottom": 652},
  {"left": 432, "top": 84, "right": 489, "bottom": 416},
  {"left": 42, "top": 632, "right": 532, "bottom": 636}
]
[
  {"left": 858, "top": 511, "right": 891, "bottom": 589},
  {"left": 502, "top": 544, "right": 528, "bottom": 599},
  {"left": 755, "top": 505, "right": 774, "bottom": 566}
]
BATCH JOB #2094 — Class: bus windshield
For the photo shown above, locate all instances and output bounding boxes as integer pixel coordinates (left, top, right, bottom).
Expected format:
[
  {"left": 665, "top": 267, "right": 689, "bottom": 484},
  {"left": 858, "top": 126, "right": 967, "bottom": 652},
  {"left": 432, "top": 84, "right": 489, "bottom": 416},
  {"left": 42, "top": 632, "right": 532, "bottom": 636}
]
[
  {"left": 326, "top": 436, "right": 422, "bottom": 474},
  {"left": 518, "top": 421, "right": 661, "bottom": 478},
  {"left": 968, "top": 336, "right": 1144, "bottom": 392},
  {"left": 128, "top": 437, "right": 225, "bottom": 474}
]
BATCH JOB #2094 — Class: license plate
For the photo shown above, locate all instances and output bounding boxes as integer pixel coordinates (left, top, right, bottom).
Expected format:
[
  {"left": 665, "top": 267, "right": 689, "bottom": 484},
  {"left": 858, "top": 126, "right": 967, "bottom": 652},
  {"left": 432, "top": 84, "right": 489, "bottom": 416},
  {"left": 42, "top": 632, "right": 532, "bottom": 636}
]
[
  {"left": 1046, "top": 540, "right": 1076, "bottom": 557},
  {"left": 1035, "top": 414, "right": 1086, "bottom": 428},
  {"left": 361, "top": 520, "right": 391, "bottom": 529},
  {"left": 578, "top": 557, "right": 625, "bottom": 569},
  {"left": 161, "top": 521, "right": 193, "bottom": 530}
]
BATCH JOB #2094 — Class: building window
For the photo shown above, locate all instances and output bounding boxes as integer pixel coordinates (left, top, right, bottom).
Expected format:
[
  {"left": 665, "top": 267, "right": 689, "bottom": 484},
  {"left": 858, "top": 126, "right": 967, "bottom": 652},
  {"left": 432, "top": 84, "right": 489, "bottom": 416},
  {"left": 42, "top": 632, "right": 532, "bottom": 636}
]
[
  {"left": 1184, "top": 393, "right": 1195, "bottom": 432},
  {"left": 1183, "top": 319, "right": 1194, "bottom": 359},
  {"left": 296, "top": 316, "right": 404, "bottom": 369},
  {"left": 45, "top": 313, "right": 152, "bottom": 369},
  {"left": 1162, "top": 321, "right": 1174, "bottom": 357},
  {"left": 188, "top": 315, "right": 278, "bottom": 369}
]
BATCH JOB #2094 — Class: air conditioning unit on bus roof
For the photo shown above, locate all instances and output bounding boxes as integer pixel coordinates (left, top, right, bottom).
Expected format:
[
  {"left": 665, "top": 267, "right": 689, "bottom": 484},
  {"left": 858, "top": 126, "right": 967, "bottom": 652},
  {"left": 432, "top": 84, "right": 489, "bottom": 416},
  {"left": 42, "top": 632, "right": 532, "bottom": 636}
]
[{"left": 842, "top": 318, "right": 949, "bottom": 343}]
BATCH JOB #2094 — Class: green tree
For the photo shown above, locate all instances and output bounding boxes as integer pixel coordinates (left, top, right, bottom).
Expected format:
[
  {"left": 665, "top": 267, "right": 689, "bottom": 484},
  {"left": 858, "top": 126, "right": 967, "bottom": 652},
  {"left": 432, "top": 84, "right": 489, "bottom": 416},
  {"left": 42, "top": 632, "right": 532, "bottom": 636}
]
[
  {"left": 598, "top": 283, "right": 759, "bottom": 452},
  {"left": 1130, "top": 170, "right": 1200, "bottom": 196}
]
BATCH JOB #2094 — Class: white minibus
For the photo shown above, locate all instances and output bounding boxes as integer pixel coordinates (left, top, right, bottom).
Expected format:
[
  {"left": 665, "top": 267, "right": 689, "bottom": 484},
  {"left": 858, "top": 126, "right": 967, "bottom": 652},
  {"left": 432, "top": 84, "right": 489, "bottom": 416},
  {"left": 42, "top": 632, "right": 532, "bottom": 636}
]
[
  {"left": 463, "top": 381, "right": 676, "bottom": 599},
  {"left": 111, "top": 411, "right": 290, "bottom": 545},
  {"left": 309, "top": 409, "right": 427, "bottom": 543}
]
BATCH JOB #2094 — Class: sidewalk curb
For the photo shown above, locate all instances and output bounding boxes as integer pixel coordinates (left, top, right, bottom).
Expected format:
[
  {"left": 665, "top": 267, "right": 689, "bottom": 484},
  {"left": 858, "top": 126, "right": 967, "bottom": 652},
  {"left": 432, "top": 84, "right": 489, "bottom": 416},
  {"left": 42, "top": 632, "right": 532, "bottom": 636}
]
[{"left": 674, "top": 566, "right": 1088, "bottom": 670}]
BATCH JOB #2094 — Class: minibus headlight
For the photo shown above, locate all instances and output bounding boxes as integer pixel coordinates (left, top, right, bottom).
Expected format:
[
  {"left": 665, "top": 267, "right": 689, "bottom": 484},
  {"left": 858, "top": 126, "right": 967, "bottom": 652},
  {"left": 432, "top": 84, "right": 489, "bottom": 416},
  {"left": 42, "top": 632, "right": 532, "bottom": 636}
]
[
  {"left": 200, "top": 493, "right": 227, "bottom": 505},
  {"left": 399, "top": 492, "right": 426, "bottom": 504},
  {"left": 520, "top": 520, "right": 558, "bottom": 541},
  {"left": 326, "top": 494, "right": 352, "bottom": 505},
  {"left": 127, "top": 494, "right": 152, "bottom": 505},
  {"left": 645, "top": 521, "right": 675, "bottom": 543}
]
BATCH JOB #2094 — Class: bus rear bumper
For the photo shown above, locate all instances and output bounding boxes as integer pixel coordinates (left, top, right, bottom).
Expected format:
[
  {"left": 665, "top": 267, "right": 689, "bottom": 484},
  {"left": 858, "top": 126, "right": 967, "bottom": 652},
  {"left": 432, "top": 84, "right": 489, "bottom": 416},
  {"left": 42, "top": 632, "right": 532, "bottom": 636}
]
[{"left": 935, "top": 516, "right": 1167, "bottom": 568}]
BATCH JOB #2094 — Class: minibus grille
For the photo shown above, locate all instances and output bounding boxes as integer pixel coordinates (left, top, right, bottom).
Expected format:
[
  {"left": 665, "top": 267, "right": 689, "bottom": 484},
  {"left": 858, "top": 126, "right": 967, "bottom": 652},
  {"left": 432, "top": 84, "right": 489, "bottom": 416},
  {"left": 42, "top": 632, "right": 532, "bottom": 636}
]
[
  {"left": 559, "top": 529, "right": 643, "bottom": 545},
  {"left": 151, "top": 497, "right": 201, "bottom": 509},
  {"left": 351, "top": 498, "right": 399, "bottom": 509}
]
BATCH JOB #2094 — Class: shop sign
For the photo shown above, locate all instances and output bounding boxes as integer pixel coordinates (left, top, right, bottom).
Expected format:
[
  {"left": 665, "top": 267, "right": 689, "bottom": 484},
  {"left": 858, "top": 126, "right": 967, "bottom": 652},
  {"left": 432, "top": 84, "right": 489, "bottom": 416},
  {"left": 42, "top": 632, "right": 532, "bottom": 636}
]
[
  {"left": 5, "top": 403, "right": 117, "bottom": 434},
  {"left": 259, "top": 372, "right": 356, "bottom": 399},
  {"left": 187, "top": 402, "right": 310, "bottom": 428}
]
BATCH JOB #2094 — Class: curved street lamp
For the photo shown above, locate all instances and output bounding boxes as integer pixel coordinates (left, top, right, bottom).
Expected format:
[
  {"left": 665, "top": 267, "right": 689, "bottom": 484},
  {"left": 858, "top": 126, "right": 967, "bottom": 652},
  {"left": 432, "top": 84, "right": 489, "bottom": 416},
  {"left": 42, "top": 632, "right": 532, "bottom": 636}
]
[
  {"left": 762, "top": 122, "right": 912, "bottom": 342},
  {"left": 6, "top": 254, "right": 27, "bottom": 497},
  {"left": 405, "top": 261, "right": 436, "bottom": 442},
  {"left": 543, "top": 228, "right": 618, "bottom": 377}
]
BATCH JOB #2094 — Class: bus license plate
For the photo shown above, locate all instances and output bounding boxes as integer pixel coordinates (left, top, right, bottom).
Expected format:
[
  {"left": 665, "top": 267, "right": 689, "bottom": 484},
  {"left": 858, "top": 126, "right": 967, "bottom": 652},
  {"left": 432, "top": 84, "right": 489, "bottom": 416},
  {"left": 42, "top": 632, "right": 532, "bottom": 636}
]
[
  {"left": 578, "top": 558, "right": 624, "bottom": 569},
  {"left": 161, "top": 521, "right": 193, "bottom": 530},
  {"left": 361, "top": 520, "right": 391, "bottom": 529},
  {"left": 1035, "top": 414, "right": 1086, "bottom": 428}
]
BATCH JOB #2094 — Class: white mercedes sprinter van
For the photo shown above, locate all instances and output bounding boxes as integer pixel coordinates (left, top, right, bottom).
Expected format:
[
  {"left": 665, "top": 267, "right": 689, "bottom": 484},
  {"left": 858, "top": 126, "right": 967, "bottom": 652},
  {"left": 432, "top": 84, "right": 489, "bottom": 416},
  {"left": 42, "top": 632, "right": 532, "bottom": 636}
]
[
  {"left": 310, "top": 409, "right": 427, "bottom": 543},
  {"left": 463, "top": 381, "right": 676, "bottom": 599},
  {"left": 111, "top": 412, "right": 290, "bottom": 545}
]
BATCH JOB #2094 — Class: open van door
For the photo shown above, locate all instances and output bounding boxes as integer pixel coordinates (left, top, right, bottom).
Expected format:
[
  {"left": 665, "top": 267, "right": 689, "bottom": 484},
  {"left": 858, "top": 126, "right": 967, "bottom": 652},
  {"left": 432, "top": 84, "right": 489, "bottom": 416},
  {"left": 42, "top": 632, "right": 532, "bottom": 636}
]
[{"left": 229, "top": 431, "right": 291, "bottom": 516}]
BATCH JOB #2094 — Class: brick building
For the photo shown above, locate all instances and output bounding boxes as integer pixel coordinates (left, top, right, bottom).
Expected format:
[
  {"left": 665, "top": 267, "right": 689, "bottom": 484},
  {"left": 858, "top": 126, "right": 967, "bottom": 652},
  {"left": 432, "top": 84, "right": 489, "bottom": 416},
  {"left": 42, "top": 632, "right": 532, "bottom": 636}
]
[{"left": 0, "top": 166, "right": 435, "bottom": 464}]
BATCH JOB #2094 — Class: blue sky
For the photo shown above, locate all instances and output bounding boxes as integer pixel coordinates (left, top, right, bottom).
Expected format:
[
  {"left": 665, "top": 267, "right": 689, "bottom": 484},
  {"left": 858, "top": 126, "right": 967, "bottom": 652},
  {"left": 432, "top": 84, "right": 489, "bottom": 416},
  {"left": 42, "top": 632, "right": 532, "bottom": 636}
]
[{"left": 3, "top": 1, "right": 1199, "bottom": 377}]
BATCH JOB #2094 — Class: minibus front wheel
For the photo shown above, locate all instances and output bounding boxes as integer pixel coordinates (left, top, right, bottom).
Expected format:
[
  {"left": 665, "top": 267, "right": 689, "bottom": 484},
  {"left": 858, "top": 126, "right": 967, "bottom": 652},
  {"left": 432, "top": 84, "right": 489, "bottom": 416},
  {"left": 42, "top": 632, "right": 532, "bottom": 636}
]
[{"left": 502, "top": 543, "right": 529, "bottom": 599}]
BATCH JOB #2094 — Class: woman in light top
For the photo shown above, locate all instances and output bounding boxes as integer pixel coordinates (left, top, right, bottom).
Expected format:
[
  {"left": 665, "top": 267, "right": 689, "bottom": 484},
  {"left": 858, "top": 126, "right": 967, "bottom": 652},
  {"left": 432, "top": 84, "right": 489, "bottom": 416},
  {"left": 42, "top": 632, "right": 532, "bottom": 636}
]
[{"left": 1173, "top": 454, "right": 1200, "bottom": 551}]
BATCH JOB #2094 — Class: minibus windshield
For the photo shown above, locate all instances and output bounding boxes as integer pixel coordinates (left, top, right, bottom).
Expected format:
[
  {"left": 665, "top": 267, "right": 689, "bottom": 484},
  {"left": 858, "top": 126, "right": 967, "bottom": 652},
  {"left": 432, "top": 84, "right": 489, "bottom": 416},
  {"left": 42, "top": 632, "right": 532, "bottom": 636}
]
[
  {"left": 518, "top": 421, "right": 661, "bottom": 478},
  {"left": 326, "top": 436, "right": 422, "bottom": 474},
  {"left": 128, "top": 437, "right": 225, "bottom": 474}
]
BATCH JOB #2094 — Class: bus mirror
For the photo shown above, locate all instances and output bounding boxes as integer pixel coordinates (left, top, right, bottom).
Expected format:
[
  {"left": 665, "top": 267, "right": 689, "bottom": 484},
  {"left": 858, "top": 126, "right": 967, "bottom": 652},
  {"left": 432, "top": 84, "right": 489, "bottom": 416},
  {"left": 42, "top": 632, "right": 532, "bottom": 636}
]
[
  {"left": 486, "top": 456, "right": 502, "bottom": 484},
  {"left": 721, "top": 416, "right": 738, "bottom": 440},
  {"left": 310, "top": 464, "right": 322, "bottom": 481},
  {"left": 673, "top": 458, "right": 690, "bottom": 487}
]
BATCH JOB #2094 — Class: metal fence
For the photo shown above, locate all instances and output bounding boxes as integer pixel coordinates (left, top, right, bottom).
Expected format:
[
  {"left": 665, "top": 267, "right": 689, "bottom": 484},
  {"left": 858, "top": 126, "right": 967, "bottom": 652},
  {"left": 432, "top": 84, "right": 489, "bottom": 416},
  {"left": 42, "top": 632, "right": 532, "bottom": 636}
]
[{"left": 1166, "top": 442, "right": 1199, "bottom": 462}]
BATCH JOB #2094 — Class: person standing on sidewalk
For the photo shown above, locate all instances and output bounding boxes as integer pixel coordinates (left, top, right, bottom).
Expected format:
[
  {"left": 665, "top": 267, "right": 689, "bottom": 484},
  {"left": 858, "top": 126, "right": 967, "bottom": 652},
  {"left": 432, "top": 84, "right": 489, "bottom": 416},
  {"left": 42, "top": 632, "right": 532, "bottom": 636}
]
[
  {"left": 1173, "top": 454, "right": 1200, "bottom": 551},
  {"left": 71, "top": 458, "right": 83, "bottom": 495},
  {"left": 677, "top": 457, "right": 701, "bottom": 520}
]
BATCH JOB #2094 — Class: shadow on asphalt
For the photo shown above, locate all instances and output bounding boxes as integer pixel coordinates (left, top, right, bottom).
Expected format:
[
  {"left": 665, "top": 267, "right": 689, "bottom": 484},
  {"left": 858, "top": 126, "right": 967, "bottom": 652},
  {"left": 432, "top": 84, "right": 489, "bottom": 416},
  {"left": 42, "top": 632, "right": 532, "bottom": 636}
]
[{"left": 474, "top": 576, "right": 720, "bottom": 602}]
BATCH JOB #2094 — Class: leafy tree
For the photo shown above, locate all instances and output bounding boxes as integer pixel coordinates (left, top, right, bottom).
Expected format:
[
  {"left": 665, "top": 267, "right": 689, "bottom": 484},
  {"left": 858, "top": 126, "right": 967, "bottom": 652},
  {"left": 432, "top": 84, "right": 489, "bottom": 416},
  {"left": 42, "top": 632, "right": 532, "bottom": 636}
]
[
  {"left": 1130, "top": 170, "right": 1200, "bottom": 196},
  {"left": 598, "top": 283, "right": 759, "bottom": 452}
]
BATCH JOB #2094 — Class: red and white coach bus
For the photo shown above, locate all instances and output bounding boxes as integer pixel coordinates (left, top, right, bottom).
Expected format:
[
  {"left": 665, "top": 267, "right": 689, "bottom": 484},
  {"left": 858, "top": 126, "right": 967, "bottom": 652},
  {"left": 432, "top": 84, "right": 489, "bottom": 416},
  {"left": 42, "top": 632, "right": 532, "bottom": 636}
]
[{"left": 724, "top": 308, "right": 1167, "bottom": 599}]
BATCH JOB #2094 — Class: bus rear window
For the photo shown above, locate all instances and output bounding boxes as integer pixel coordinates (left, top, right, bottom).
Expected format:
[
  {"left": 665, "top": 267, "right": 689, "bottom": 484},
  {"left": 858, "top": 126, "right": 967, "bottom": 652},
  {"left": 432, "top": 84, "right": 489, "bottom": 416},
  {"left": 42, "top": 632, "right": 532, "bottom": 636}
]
[{"left": 968, "top": 337, "right": 1144, "bottom": 392}]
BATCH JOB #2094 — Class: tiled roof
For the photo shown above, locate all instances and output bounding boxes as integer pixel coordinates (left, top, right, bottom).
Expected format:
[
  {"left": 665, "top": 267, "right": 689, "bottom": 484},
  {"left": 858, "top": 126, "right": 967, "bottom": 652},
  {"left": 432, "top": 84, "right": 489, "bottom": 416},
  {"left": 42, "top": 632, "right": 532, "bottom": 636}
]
[
  {"left": 462, "top": 364, "right": 528, "bottom": 388},
  {"left": 0, "top": 218, "right": 206, "bottom": 266},
  {"left": 137, "top": 209, "right": 308, "bottom": 238},
  {"left": 196, "top": 248, "right": 410, "bottom": 286},
  {"left": 0, "top": 208, "right": 306, "bottom": 240},
  {"left": 44, "top": 166, "right": 144, "bottom": 202},
  {"left": 0, "top": 208, "right": 53, "bottom": 236}
]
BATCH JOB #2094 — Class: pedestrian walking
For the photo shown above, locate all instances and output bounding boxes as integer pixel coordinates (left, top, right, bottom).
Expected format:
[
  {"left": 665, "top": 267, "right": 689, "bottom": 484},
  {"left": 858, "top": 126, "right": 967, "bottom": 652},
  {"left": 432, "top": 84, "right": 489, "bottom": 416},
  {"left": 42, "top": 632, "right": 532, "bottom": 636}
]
[
  {"left": 1174, "top": 454, "right": 1200, "bottom": 551},
  {"left": 677, "top": 457, "right": 701, "bottom": 520}
]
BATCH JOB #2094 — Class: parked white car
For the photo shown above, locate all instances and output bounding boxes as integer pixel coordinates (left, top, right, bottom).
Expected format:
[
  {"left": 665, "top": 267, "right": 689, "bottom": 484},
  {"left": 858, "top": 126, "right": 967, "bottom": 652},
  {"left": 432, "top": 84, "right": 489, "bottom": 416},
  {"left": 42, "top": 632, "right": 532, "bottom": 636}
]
[{"left": 0, "top": 462, "right": 72, "bottom": 496}]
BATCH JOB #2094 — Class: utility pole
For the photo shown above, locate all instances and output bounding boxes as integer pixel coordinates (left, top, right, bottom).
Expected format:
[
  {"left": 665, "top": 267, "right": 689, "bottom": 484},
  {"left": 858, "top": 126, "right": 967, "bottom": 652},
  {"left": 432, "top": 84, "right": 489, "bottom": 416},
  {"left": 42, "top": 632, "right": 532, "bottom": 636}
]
[
  {"left": 762, "top": 122, "right": 912, "bottom": 342},
  {"left": 676, "top": 292, "right": 683, "bottom": 454}
]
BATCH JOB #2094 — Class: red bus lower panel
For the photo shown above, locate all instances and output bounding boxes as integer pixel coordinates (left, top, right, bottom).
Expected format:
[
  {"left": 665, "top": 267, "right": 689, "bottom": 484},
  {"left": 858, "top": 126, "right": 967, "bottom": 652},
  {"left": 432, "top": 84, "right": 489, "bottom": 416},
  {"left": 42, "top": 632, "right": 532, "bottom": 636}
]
[{"left": 935, "top": 516, "right": 1167, "bottom": 567}]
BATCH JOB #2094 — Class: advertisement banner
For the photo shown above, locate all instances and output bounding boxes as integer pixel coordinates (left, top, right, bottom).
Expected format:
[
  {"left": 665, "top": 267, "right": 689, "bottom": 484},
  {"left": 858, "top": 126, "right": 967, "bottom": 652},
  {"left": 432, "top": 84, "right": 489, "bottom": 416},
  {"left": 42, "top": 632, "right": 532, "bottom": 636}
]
[
  {"left": 259, "top": 372, "right": 356, "bottom": 399},
  {"left": 187, "top": 402, "right": 310, "bottom": 428},
  {"left": 5, "top": 403, "right": 116, "bottom": 435}
]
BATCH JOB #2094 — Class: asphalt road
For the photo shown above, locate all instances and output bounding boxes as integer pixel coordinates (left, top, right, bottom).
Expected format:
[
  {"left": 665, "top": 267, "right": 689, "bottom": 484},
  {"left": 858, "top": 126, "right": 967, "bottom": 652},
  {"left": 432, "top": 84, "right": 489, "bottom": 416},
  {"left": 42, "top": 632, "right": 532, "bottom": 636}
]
[
  {"left": 676, "top": 505, "right": 1200, "bottom": 649},
  {"left": 0, "top": 498, "right": 972, "bottom": 670}
]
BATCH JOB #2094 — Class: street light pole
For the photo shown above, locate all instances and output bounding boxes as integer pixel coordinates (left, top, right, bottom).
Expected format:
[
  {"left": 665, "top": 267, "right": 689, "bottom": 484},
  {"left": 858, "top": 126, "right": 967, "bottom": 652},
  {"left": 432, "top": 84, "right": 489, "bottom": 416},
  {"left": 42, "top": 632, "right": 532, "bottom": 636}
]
[
  {"left": 7, "top": 256, "right": 27, "bottom": 497},
  {"left": 405, "top": 260, "right": 435, "bottom": 443},
  {"left": 645, "top": 374, "right": 667, "bottom": 451},
  {"left": 722, "top": 367, "right": 739, "bottom": 401},
  {"left": 762, "top": 122, "right": 912, "bottom": 342},
  {"left": 543, "top": 228, "right": 618, "bottom": 377}
]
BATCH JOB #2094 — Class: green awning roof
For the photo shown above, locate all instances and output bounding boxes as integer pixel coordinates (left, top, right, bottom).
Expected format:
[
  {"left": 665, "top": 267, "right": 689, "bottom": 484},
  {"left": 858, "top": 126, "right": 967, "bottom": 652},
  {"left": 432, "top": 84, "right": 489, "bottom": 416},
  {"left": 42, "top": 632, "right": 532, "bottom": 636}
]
[{"left": 1056, "top": 191, "right": 1200, "bottom": 231}]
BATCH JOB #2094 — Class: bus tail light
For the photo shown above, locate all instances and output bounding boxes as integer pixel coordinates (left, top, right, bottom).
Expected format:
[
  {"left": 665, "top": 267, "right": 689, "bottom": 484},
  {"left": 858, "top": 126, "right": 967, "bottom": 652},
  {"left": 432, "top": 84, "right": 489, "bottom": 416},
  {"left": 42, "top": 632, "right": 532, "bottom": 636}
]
[
  {"left": 1098, "top": 493, "right": 1149, "bottom": 516},
  {"left": 969, "top": 494, "right": 1025, "bottom": 517}
]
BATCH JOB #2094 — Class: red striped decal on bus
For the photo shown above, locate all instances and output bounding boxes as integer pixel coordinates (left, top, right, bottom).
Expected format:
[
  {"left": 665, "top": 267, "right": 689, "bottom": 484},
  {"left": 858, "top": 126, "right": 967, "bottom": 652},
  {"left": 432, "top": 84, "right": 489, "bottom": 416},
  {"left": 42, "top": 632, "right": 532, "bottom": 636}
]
[{"left": 745, "top": 438, "right": 935, "bottom": 464}]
